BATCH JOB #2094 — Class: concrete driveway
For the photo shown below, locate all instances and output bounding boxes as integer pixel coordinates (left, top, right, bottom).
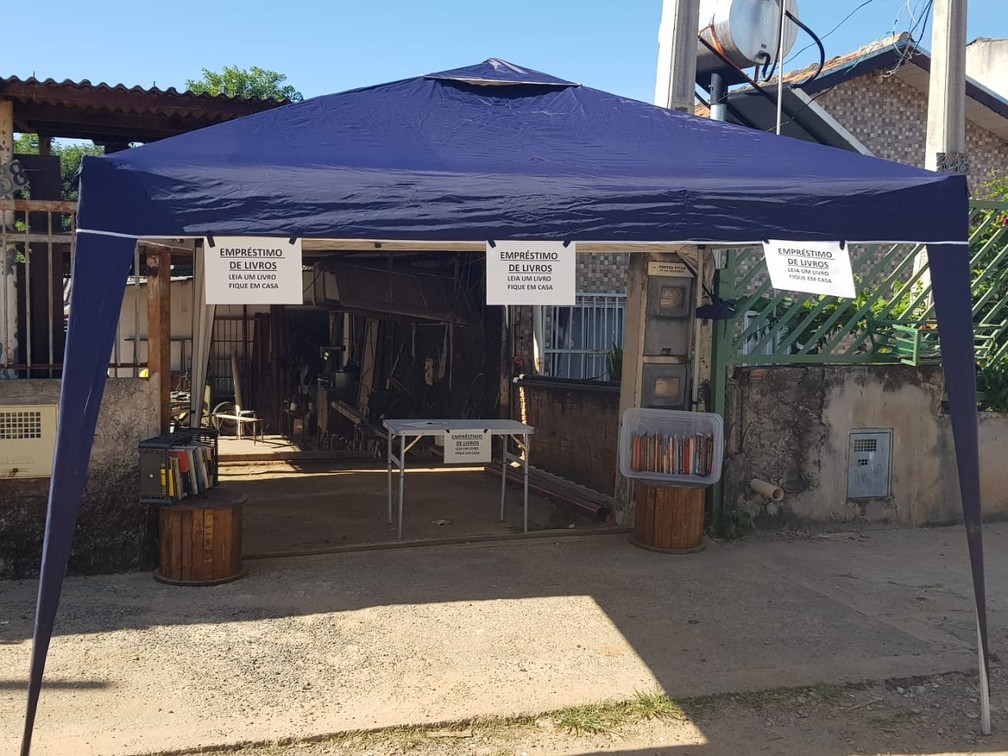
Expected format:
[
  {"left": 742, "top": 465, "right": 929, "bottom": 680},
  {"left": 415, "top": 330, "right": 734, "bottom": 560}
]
[{"left": 1, "top": 524, "right": 1004, "bottom": 755}]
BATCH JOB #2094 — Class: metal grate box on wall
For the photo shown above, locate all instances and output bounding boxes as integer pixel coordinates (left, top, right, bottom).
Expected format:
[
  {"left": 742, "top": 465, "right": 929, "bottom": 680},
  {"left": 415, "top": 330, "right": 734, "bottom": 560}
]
[
  {"left": 0, "top": 404, "right": 58, "bottom": 478},
  {"left": 847, "top": 429, "right": 892, "bottom": 499}
]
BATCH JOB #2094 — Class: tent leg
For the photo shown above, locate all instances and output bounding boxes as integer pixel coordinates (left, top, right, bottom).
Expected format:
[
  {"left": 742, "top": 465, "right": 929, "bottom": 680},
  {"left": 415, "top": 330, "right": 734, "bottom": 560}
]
[
  {"left": 21, "top": 233, "right": 137, "bottom": 756},
  {"left": 978, "top": 614, "right": 991, "bottom": 735},
  {"left": 928, "top": 242, "right": 990, "bottom": 735}
]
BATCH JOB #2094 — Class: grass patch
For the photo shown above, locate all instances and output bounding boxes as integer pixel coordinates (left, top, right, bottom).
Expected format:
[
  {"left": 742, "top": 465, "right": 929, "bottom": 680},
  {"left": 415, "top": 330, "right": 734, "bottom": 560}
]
[
  {"left": 630, "top": 688, "right": 687, "bottom": 721},
  {"left": 162, "top": 680, "right": 887, "bottom": 755},
  {"left": 553, "top": 700, "right": 632, "bottom": 735},
  {"left": 553, "top": 688, "right": 686, "bottom": 735}
]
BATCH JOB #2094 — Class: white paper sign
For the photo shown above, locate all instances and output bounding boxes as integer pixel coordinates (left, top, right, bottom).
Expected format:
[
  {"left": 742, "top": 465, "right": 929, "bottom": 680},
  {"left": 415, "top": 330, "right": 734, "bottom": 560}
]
[
  {"left": 204, "top": 237, "right": 303, "bottom": 305},
  {"left": 486, "top": 240, "right": 576, "bottom": 306},
  {"left": 443, "top": 429, "right": 491, "bottom": 464},
  {"left": 762, "top": 240, "right": 856, "bottom": 299}
]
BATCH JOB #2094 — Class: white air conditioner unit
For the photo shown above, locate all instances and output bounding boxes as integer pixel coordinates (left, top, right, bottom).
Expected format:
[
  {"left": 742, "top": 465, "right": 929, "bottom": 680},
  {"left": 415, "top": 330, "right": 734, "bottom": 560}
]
[{"left": 0, "top": 404, "right": 58, "bottom": 478}]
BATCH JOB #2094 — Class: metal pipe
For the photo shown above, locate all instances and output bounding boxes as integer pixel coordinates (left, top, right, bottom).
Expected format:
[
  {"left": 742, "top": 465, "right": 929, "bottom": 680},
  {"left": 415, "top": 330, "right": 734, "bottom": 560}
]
[
  {"left": 24, "top": 210, "right": 32, "bottom": 373},
  {"left": 692, "top": 248, "right": 705, "bottom": 407},
  {"left": 709, "top": 72, "right": 727, "bottom": 122},
  {"left": 500, "top": 435, "right": 507, "bottom": 520},
  {"left": 47, "top": 213, "right": 54, "bottom": 377},
  {"left": 776, "top": 0, "right": 787, "bottom": 135},
  {"left": 532, "top": 305, "right": 546, "bottom": 374},
  {"left": 1, "top": 221, "right": 8, "bottom": 371},
  {"left": 133, "top": 245, "right": 140, "bottom": 377}
]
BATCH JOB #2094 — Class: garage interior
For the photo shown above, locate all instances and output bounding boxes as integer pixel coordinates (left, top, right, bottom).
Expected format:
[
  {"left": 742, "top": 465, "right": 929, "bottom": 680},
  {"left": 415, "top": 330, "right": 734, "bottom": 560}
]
[{"left": 192, "top": 245, "right": 614, "bottom": 555}]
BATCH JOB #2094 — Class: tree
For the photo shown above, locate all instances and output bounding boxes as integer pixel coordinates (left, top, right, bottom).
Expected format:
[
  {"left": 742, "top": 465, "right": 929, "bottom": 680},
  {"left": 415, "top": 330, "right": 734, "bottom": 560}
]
[{"left": 185, "top": 65, "right": 303, "bottom": 102}]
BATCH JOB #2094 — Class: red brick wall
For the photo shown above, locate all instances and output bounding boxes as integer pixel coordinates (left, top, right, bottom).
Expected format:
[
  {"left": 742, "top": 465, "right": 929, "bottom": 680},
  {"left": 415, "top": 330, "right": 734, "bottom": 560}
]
[{"left": 516, "top": 376, "right": 620, "bottom": 495}]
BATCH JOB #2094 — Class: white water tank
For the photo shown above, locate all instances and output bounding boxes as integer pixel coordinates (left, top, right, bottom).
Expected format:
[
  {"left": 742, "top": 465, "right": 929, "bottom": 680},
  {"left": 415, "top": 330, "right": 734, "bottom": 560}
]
[{"left": 696, "top": 0, "right": 800, "bottom": 81}]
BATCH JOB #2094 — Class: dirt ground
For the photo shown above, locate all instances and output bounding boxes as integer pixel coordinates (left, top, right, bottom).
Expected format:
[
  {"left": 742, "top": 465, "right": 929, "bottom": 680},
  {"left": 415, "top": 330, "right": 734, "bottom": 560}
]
[
  {"left": 171, "top": 670, "right": 1006, "bottom": 755},
  {"left": 5, "top": 526, "right": 1006, "bottom": 756},
  {"left": 224, "top": 460, "right": 607, "bottom": 556}
]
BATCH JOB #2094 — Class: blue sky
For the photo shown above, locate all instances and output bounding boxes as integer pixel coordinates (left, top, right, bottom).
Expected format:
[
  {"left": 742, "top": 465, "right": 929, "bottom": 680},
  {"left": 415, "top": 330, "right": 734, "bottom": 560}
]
[{"left": 5, "top": 0, "right": 1006, "bottom": 105}]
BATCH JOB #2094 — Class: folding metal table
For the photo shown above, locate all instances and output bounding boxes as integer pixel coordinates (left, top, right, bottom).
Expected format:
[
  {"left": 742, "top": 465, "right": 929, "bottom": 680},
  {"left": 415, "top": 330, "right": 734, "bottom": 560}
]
[{"left": 383, "top": 419, "right": 534, "bottom": 540}]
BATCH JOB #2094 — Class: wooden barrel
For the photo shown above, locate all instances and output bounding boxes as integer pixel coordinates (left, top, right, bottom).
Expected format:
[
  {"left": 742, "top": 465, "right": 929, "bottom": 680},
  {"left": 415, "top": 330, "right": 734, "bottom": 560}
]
[
  {"left": 631, "top": 484, "right": 705, "bottom": 553},
  {"left": 155, "top": 494, "right": 247, "bottom": 585}
]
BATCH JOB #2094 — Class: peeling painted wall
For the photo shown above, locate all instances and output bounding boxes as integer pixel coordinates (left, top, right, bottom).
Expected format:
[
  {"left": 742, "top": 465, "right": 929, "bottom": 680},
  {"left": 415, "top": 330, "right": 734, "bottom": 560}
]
[
  {"left": 0, "top": 378, "right": 159, "bottom": 577},
  {"left": 724, "top": 365, "right": 1008, "bottom": 526}
]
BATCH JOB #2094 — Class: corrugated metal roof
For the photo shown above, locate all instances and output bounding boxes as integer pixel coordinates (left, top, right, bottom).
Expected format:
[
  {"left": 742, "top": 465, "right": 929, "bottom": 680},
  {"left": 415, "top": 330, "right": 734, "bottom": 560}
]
[
  {"left": 1, "top": 74, "right": 288, "bottom": 109},
  {"left": 1, "top": 74, "right": 288, "bottom": 143}
]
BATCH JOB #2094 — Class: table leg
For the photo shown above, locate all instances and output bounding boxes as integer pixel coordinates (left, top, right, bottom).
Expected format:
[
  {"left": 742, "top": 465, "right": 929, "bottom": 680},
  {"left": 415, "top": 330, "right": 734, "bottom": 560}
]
[
  {"left": 398, "top": 434, "right": 406, "bottom": 540},
  {"left": 386, "top": 430, "right": 393, "bottom": 525},
  {"left": 523, "top": 433, "right": 530, "bottom": 534},
  {"left": 500, "top": 434, "right": 507, "bottom": 521}
]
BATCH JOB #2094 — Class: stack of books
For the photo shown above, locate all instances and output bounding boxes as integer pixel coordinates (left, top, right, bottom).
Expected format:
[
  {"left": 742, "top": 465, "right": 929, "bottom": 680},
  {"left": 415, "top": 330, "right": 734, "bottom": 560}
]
[
  {"left": 630, "top": 432, "right": 715, "bottom": 477},
  {"left": 159, "top": 441, "right": 216, "bottom": 501}
]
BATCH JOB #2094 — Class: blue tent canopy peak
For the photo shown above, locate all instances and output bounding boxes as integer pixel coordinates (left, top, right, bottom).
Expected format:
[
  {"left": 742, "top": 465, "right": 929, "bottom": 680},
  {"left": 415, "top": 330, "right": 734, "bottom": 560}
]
[{"left": 425, "top": 58, "right": 578, "bottom": 88}]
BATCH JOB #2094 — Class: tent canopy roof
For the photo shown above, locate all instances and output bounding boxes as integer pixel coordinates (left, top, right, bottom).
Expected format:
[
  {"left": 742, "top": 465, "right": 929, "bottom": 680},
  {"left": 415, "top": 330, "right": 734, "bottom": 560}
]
[
  {"left": 77, "top": 58, "right": 968, "bottom": 244},
  {"left": 25, "top": 61, "right": 990, "bottom": 756}
]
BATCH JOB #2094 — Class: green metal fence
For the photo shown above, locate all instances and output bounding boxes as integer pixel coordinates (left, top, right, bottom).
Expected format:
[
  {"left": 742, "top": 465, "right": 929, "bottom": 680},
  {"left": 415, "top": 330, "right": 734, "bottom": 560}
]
[{"left": 716, "top": 201, "right": 1008, "bottom": 368}]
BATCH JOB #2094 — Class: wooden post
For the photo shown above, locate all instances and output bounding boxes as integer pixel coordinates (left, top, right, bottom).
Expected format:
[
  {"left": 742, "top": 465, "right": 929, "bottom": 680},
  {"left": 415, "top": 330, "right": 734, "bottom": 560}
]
[
  {"left": 269, "top": 304, "right": 283, "bottom": 426},
  {"left": 613, "top": 254, "right": 649, "bottom": 521},
  {"left": 146, "top": 245, "right": 172, "bottom": 433}
]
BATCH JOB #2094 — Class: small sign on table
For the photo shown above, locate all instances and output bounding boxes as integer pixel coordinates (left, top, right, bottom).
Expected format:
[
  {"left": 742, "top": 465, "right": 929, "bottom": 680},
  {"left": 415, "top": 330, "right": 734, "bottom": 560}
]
[{"left": 443, "top": 429, "right": 491, "bottom": 464}]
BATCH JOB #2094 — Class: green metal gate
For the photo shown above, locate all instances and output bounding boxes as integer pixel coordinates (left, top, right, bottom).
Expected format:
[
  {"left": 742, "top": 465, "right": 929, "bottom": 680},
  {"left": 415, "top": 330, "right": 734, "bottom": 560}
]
[{"left": 708, "top": 200, "right": 1008, "bottom": 526}]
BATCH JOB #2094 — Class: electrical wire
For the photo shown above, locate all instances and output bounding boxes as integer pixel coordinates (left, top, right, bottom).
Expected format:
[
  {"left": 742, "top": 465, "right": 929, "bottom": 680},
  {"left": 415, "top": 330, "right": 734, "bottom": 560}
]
[
  {"left": 786, "top": 0, "right": 883, "bottom": 64},
  {"left": 883, "top": 0, "right": 934, "bottom": 77},
  {"left": 765, "top": 38, "right": 875, "bottom": 134},
  {"left": 785, "top": 10, "right": 826, "bottom": 88},
  {"left": 772, "top": 0, "right": 934, "bottom": 133},
  {"left": 762, "top": 0, "right": 787, "bottom": 82}
]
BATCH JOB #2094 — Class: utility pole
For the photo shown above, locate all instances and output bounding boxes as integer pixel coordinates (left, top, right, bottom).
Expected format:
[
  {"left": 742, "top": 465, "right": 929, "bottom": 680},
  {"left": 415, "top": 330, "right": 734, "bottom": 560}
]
[
  {"left": 925, "top": 0, "right": 968, "bottom": 173},
  {"left": 654, "top": 0, "right": 702, "bottom": 110},
  {"left": 925, "top": 0, "right": 990, "bottom": 738},
  {"left": 915, "top": 0, "right": 968, "bottom": 308}
]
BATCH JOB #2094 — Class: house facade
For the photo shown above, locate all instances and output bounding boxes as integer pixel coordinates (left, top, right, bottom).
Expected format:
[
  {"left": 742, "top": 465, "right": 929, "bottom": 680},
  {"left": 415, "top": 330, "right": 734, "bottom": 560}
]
[{"left": 514, "top": 35, "right": 1008, "bottom": 524}]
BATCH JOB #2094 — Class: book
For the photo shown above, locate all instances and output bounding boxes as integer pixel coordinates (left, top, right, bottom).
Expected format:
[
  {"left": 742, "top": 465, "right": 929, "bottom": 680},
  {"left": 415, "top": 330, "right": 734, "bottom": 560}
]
[
  {"left": 629, "top": 430, "right": 715, "bottom": 478},
  {"left": 169, "top": 456, "right": 185, "bottom": 500}
]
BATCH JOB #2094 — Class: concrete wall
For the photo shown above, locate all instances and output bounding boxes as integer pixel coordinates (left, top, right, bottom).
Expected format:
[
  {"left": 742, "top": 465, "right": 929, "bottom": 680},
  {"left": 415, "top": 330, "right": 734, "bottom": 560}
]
[
  {"left": 515, "top": 376, "right": 620, "bottom": 498},
  {"left": 967, "top": 38, "right": 1008, "bottom": 100},
  {"left": 723, "top": 365, "right": 1008, "bottom": 526},
  {"left": 0, "top": 377, "right": 160, "bottom": 577}
]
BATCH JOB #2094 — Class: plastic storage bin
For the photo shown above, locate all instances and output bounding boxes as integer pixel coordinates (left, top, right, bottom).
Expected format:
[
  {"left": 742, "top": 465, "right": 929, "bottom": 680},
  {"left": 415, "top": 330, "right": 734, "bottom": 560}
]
[{"left": 619, "top": 408, "right": 724, "bottom": 486}]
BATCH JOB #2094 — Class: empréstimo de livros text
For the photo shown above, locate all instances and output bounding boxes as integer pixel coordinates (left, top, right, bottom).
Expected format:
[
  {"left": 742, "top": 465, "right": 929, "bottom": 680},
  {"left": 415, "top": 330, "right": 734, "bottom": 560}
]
[{"left": 218, "top": 248, "right": 285, "bottom": 257}]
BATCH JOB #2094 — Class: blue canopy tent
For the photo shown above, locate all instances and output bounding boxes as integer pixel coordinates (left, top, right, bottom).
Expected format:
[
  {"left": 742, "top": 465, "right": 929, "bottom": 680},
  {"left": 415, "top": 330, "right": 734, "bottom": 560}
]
[{"left": 21, "top": 59, "right": 988, "bottom": 752}]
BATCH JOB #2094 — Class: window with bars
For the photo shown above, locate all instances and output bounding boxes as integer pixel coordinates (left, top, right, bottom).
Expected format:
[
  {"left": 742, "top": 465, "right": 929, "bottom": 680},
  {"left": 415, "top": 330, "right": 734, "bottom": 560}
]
[{"left": 545, "top": 293, "right": 626, "bottom": 381}]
